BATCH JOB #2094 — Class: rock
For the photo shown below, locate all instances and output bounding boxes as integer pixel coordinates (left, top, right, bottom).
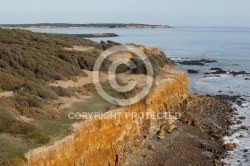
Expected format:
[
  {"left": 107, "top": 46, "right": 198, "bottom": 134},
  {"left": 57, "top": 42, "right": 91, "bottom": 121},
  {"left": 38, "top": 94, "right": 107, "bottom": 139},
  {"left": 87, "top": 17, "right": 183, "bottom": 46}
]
[
  {"left": 227, "top": 118, "right": 235, "bottom": 125},
  {"left": 199, "top": 126, "right": 204, "bottom": 133},
  {"left": 244, "top": 149, "right": 248, "bottom": 152},
  {"left": 144, "top": 154, "right": 153, "bottom": 159},
  {"left": 210, "top": 67, "right": 223, "bottom": 71},
  {"left": 241, "top": 126, "right": 248, "bottom": 130},
  {"left": 245, "top": 78, "right": 250, "bottom": 80},
  {"left": 178, "top": 59, "right": 217, "bottom": 66},
  {"left": 237, "top": 100, "right": 243, "bottom": 106},
  {"left": 100, "top": 40, "right": 107, "bottom": 44},
  {"left": 211, "top": 148, "right": 219, "bottom": 153},
  {"left": 157, "top": 129, "right": 166, "bottom": 140},
  {"left": 223, "top": 143, "right": 237, "bottom": 151},
  {"left": 230, "top": 71, "right": 249, "bottom": 76},
  {"left": 214, "top": 159, "right": 220, "bottom": 166},
  {"left": 192, "top": 119, "right": 201, "bottom": 127},
  {"left": 148, "top": 144, "right": 156, "bottom": 151},
  {"left": 212, "top": 133, "right": 221, "bottom": 139},
  {"left": 210, "top": 70, "right": 227, "bottom": 74},
  {"left": 167, "top": 123, "right": 177, "bottom": 133},
  {"left": 158, "top": 135, "right": 165, "bottom": 140},
  {"left": 201, "top": 143, "right": 208, "bottom": 149},
  {"left": 179, "top": 60, "right": 204, "bottom": 66},
  {"left": 239, "top": 116, "right": 246, "bottom": 120},
  {"left": 237, "top": 120, "right": 243, "bottom": 124},
  {"left": 187, "top": 69, "right": 199, "bottom": 74},
  {"left": 200, "top": 59, "right": 217, "bottom": 63}
]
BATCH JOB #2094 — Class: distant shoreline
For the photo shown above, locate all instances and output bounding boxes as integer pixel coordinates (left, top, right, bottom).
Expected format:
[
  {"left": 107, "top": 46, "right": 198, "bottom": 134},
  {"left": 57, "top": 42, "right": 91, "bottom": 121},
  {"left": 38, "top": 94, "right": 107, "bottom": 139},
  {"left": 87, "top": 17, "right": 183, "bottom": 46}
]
[
  {"left": 66, "top": 33, "right": 119, "bottom": 38},
  {"left": 0, "top": 23, "right": 173, "bottom": 29}
]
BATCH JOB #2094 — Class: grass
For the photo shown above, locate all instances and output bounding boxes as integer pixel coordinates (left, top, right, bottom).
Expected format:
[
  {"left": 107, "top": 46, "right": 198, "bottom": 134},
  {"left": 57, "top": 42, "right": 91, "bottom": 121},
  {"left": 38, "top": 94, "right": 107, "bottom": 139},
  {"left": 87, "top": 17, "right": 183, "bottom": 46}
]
[
  {"left": 34, "top": 93, "right": 111, "bottom": 138},
  {"left": 0, "top": 134, "right": 42, "bottom": 162}
]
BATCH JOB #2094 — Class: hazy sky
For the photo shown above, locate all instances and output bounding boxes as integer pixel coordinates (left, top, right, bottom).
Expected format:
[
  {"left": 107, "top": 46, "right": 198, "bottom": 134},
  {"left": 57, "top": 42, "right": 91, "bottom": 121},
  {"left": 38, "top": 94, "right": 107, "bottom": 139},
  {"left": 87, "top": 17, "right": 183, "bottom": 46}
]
[{"left": 1, "top": 0, "right": 250, "bottom": 26}]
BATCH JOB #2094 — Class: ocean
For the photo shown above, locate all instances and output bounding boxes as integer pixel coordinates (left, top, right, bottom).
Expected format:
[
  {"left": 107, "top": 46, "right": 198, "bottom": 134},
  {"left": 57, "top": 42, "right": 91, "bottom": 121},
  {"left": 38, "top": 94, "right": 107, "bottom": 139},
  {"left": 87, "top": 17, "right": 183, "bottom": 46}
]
[{"left": 32, "top": 27, "right": 250, "bottom": 165}]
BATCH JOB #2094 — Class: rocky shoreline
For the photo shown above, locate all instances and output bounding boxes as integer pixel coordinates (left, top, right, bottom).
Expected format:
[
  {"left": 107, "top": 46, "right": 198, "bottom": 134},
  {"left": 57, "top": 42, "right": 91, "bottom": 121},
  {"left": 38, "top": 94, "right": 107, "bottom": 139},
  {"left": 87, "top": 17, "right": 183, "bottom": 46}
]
[
  {"left": 171, "top": 57, "right": 250, "bottom": 165},
  {"left": 122, "top": 94, "right": 240, "bottom": 166}
]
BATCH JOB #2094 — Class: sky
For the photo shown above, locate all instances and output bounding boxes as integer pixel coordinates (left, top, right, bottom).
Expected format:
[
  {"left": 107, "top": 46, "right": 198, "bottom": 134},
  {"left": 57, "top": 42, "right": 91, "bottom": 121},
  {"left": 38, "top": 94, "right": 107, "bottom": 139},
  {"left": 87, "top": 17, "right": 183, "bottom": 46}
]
[{"left": 1, "top": 0, "right": 250, "bottom": 26}]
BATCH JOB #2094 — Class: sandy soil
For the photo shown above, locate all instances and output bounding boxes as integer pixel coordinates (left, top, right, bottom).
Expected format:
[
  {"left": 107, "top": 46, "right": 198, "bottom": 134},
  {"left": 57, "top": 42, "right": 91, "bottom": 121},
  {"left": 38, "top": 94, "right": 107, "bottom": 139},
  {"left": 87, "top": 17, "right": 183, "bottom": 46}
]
[
  {"left": 0, "top": 91, "right": 14, "bottom": 98},
  {"left": 63, "top": 46, "right": 94, "bottom": 52},
  {"left": 49, "top": 70, "right": 107, "bottom": 88},
  {"left": 49, "top": 69, "right": 148, "bottom": 89}
]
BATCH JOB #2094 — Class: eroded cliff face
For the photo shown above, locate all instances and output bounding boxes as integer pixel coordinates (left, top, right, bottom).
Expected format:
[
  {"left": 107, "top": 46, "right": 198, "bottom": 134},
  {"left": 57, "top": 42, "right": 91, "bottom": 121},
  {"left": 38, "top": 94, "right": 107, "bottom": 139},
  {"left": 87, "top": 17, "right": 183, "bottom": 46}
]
[{"left": 23, "top": 69, "right": 188, "bottom": 166}]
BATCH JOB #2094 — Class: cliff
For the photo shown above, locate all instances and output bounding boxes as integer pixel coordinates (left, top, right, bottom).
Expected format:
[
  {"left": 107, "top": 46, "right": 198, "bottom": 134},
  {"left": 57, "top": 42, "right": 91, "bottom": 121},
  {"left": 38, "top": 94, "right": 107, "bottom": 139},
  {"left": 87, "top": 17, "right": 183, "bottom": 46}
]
[
  {"left": 0, "top": 28, "right": 187, "bottom": 166},
  {"left": 24, "top": 69, "right": 188, "bottom": 166}
]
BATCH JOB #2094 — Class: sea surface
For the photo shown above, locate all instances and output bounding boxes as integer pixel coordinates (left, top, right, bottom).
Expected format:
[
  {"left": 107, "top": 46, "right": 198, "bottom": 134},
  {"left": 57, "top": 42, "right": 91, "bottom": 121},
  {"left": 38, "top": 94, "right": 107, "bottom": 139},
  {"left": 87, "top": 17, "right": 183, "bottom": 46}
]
[{"left": 32, "top": 27, "right": 250, "bottom": 165}]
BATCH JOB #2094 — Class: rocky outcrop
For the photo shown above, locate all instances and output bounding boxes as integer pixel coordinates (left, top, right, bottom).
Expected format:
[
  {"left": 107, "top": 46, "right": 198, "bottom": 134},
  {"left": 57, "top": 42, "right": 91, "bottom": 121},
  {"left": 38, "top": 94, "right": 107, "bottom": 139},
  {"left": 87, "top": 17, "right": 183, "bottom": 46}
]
[{"left": 24, "top": 70, "right": 188, "bottom": 166}]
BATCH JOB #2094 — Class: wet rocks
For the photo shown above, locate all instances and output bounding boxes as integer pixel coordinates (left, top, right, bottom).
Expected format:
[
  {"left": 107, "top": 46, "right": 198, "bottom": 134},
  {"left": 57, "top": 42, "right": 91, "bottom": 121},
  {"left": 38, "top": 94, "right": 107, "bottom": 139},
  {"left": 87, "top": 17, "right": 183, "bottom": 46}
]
[
  {"left": 237, "top": 120, "right": 243, "bottom": 124},
  {"left": 223, "top": 143, "right": 237, "bottom": 151},
  {"left": 239, "top": 116, "right": 246, "bottom": 120},
  {"left": 230, "top": 71, "right": 250, "bottom": 76},
  {"left": 206, "top": 67, "right": 227, "bottom": 75},
  {"left": 178, "top": 59, "right": 217, "bottom": 66},
  {"left": 210, "top": 70, "right": 227, "bottom": 75},
  {"left": 187, "top": 69, "right": 199, "bottom": 74},
  {"left": 241, "top": 126, "right": 248, "bottom": 130},
  {"left": 227, "top": 117, "right": 235, "bottom": 125},
  {"left": 210, "top": 67, "right": 223, "bottom": 71},
  {"left": 215, "top": 95, "right": 241, "bottom": 102}
]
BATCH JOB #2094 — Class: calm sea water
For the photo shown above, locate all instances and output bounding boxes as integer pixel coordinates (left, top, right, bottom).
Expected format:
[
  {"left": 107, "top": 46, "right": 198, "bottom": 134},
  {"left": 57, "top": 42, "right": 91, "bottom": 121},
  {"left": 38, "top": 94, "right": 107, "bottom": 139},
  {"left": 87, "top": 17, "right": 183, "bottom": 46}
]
[{"left": 33, "top": 27, "right": 250, "bottom": 165}]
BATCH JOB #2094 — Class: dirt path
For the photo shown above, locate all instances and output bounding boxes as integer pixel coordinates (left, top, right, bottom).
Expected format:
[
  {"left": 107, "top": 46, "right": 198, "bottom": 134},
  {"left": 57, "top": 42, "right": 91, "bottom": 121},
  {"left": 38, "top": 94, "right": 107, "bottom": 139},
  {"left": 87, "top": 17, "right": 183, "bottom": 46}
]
[
  {"left": 64, "top": 46, "right": 94, "bottom": 52},
  {"left": 0, "top": 91, "right": 14, "bottom": 98},
  {"left": 49, "top": 70, "right": 107, "bottom": 88}
]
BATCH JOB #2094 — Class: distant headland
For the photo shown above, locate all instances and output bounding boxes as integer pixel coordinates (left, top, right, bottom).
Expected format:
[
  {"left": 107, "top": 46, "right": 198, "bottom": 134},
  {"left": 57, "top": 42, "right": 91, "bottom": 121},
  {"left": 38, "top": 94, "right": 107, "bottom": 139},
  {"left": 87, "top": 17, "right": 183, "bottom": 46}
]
[{"left": 0, "top": 23, "right": 173, "bottom": 29}]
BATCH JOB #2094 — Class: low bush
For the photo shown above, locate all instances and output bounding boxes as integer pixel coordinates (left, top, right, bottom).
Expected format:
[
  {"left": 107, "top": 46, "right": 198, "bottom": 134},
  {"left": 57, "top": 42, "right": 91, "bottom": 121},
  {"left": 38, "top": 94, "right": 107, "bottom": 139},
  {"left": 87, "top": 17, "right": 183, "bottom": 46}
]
[
  {"left": 25, "top": 131, "right": 50, "bottom": 144},
  {"left": 50, "top": 86, "right": 72, "bottom": 97},
  {"left": 0, "top": 107, "right": 35, "bottom": 134}
]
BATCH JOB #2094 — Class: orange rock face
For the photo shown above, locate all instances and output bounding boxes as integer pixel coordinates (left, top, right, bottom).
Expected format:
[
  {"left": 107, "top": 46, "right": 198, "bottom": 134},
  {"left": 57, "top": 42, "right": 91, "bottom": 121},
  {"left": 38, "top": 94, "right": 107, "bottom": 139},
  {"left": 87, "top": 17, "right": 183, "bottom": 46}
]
[{"left": 24, "top": 72, "right": 188, "bottom": 166}]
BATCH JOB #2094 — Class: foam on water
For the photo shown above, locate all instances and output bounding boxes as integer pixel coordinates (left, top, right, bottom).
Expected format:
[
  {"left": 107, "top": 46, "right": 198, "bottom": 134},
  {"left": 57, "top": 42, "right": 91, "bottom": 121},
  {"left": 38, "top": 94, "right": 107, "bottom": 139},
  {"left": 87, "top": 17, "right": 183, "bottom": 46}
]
[
  {"left": 195, "top": 74, "right": 250, "bottom": 96},
  {"left": 223, "top": 103, "right": 250, "bottom": 165}
]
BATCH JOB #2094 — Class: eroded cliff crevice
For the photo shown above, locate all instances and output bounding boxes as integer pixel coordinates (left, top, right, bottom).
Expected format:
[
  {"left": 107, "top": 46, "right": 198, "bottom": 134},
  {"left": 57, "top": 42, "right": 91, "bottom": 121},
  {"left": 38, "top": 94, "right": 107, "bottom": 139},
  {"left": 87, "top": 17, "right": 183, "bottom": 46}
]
[{"left": 24, "top": 69, "right": 188, "bottom": 166}]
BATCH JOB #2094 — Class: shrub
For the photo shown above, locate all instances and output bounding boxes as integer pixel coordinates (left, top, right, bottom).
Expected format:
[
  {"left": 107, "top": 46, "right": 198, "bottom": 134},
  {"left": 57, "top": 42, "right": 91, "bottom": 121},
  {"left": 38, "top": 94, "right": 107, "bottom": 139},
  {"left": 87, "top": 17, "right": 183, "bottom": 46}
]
[
  {"left": 25, "top": 131, "right": 50, "bottom": 144},
  {"left": 50, "top": 86, "right": 72, "bottom": 97},
  {"left": 0, "top": 107, "right": 35, "bottom": 134}
]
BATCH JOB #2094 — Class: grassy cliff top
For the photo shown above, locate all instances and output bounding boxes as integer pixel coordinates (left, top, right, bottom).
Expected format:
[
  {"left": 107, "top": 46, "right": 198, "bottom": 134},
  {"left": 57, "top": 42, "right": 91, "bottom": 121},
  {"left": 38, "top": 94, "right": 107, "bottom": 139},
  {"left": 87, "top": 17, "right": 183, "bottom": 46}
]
[{"left": 0, "top": 28, "right": 172, "bottom": 163}]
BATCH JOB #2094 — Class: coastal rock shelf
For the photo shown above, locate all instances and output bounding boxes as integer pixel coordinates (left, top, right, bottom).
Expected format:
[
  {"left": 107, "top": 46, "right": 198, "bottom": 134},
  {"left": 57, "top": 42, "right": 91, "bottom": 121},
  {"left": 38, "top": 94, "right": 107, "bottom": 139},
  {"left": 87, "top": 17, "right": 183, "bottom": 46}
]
[
  {"left": 24, "top": 71, "right": 188, "bottom": 166},
  {"left": 66, "top": 33, "right": 119, "bottom": 38}
]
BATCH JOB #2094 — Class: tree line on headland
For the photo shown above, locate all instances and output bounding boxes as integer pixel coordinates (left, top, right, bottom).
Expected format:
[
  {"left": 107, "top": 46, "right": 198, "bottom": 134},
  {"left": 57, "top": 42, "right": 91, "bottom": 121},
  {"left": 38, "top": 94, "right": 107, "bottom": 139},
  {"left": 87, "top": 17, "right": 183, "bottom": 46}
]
[{"left": 0, "top": 23, "right": 173, "bottom": 28}]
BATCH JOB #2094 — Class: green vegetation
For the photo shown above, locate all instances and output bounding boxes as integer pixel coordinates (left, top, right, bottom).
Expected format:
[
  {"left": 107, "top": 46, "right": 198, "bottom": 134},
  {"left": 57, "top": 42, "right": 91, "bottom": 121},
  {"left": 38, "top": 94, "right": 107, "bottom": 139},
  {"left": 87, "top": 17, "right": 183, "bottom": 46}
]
[{"left": 0, "top": 28, "right": 172, "bottom": 163}]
